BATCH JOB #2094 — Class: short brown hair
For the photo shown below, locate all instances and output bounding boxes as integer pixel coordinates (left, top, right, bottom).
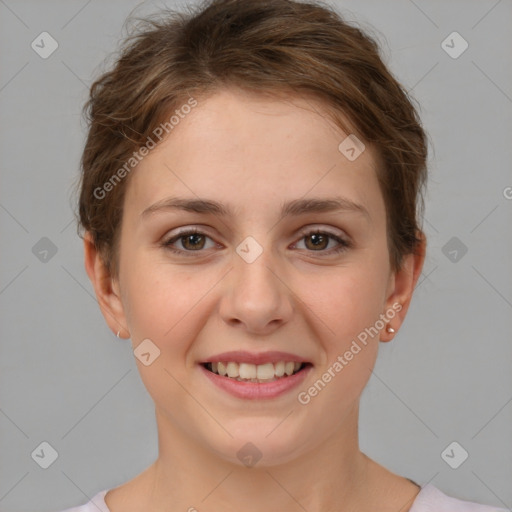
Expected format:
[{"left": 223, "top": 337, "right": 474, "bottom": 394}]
[{"left": 74, "top": 0, "right": 428, "bottom": 279}]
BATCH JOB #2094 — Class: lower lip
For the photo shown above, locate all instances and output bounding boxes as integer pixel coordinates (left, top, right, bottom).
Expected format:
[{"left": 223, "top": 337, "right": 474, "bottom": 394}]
[{"left": 199, "top": 364, "right": 312, "bottom": 400}]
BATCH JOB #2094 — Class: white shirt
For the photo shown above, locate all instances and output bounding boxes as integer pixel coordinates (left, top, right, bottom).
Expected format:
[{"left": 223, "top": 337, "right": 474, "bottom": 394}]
[{"left": 56, "top": 484, "right": 508, "bottom": 511}]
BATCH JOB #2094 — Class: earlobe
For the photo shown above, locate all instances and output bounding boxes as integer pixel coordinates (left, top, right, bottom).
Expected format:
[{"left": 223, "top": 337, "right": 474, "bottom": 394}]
[
  {"left": 83, "top": 232, "right": 129, "bottom": 338},
  {"left": 380, "top": 232, "right": 427, "bottom": 342}
]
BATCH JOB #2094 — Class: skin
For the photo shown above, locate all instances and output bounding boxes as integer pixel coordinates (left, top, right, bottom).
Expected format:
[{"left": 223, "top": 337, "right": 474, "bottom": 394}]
[{"left": 84, "top": 87, "right": 426, "bottom": 512}]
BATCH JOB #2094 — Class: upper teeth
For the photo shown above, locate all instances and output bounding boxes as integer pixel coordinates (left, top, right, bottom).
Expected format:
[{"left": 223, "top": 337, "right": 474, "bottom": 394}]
[{"left": 210, "top": 361, "right": 302, "bottom": 380}]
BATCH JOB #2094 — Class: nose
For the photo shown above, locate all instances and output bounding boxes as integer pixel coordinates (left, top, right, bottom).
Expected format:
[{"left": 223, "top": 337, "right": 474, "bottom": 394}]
[{"left": 218, "top": 245, "right": 293, "bottom": 335}]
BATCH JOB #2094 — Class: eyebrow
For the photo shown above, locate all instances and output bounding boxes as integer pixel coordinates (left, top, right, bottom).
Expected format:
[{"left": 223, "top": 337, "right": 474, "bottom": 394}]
[{"left": 140, "top": 196, "right": 370, "bottom": 221}]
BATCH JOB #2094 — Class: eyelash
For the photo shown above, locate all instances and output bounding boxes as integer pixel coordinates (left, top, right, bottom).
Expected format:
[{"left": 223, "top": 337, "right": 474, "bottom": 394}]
[{"left": 161, "top": 228, "right": 352, "bottom": 257}]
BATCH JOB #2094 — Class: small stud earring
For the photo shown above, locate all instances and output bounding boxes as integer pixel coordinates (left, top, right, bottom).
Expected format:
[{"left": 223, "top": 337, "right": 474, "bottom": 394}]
[
  {"left": 116, "top": 330, "right": 121, "bottom": 338},
  {"left": 386, "top": 325, "right": 395, "bottom": 334}
]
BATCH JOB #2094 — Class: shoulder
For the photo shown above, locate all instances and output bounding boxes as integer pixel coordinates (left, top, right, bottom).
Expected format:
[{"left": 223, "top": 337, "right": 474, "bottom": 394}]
[
  {"left": 410, "top": 484, "right": 508, "bottom": 512},
  {"left": 54, "top": 489, "right": 110, "bottom": 512}
]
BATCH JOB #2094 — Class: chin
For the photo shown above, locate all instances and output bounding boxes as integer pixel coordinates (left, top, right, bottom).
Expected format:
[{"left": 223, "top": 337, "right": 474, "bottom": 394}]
[{"left": 209, "top": 421, "right": 310, "bottom": 468}]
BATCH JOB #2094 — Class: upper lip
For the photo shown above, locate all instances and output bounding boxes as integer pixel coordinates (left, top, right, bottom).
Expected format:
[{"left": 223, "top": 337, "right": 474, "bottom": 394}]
[{"left": 200, "top": 351, "right": 310, "bottom": 365}]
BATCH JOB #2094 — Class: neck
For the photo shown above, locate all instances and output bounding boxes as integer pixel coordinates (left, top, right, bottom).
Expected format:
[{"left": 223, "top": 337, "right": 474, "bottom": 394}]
[{"left": 142, "top": 404, "right": 373, "bottom": 512}]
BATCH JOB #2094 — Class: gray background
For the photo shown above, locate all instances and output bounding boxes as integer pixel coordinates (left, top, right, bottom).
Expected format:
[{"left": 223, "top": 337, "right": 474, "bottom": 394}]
[{"left": 1, "top": 0, "right": 511, "bottom": 511}]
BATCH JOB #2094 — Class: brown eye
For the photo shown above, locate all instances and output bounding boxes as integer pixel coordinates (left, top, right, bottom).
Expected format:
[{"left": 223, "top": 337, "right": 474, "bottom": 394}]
[
  {"left": 304, "top": 232, "right": 329, "bottom": 251},
  {"left": 181, "top": 233, "right": 206, "bottom": 250},
  {"left": 294, "top": 229, "right": 351, "bottom": 255},
  {"left": 162, "top": 229, "right": 216, "bottom": 255}
]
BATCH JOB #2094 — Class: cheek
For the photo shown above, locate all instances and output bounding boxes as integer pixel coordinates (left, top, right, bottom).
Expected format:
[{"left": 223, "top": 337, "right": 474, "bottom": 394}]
[
  {"left": 120, "top": 255, "right": 188, "bottom": 341},
  {"left": 300, "top": 271, "right": 385, "bottom": 409},
  {"left": 121, "top": 256, "right": 219, "bottom": 361},
  {"left": 121, "top": 263, "right": 206, "bottom": 413},
  {"left": 302, "top": 265, "right": 387, "bottom": 342}
]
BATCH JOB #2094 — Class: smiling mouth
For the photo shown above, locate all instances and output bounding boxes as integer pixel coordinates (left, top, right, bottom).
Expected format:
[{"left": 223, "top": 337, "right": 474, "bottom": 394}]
[{"left": 202, "top": 361, "right": 311, "bottom": 383}]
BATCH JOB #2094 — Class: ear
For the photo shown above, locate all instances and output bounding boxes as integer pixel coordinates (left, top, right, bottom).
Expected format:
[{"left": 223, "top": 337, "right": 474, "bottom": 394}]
[
  {"left": 380, "top": 232, "right": 426, "bottom": 342},
  {"left": 83, "top": 231, "right": 130, "bottom": 338}
]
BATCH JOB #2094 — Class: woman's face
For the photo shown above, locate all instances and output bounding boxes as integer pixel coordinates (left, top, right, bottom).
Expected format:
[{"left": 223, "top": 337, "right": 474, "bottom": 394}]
[{"left": 90, "top": 88, "right": 420, "bottom": 467}]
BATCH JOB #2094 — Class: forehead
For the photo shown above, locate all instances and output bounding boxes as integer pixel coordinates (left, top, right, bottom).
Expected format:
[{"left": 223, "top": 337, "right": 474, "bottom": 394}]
[{"left": 124, "top": 88, "right": 384, "bottom": 220}]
